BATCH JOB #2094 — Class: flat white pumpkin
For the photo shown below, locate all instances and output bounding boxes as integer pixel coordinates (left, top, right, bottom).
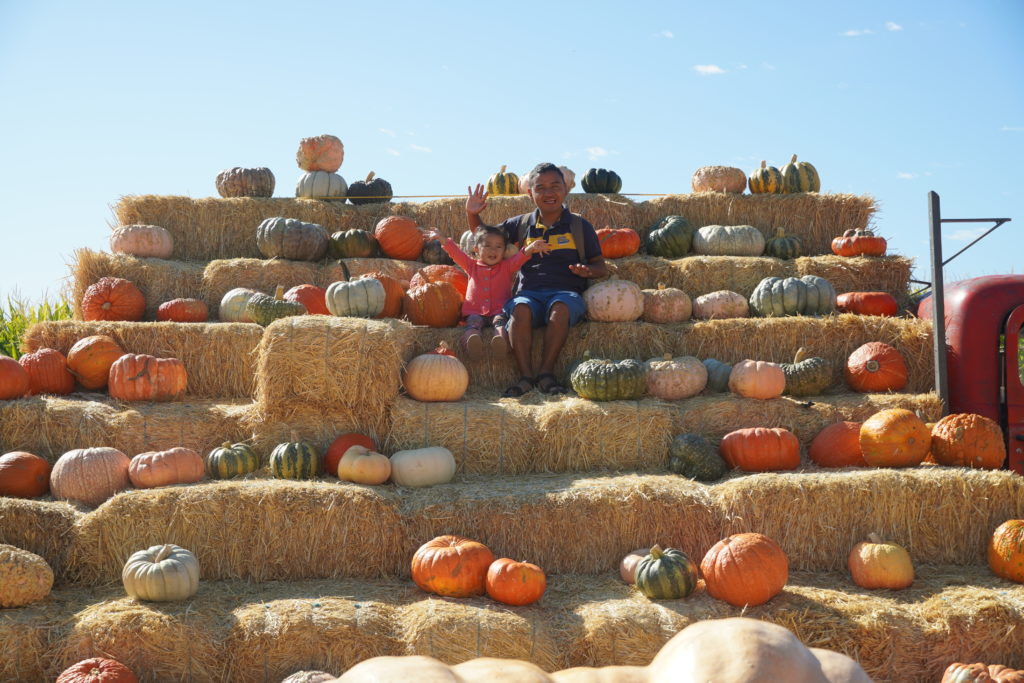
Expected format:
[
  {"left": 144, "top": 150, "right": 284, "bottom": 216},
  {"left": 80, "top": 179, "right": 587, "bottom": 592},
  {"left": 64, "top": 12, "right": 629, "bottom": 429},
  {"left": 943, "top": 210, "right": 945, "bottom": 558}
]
[
  {"left": 389, "top": 447, "right": 456, "bottom": 487},
  {"left": 122, "top": 543, "right": 200, "bottom": 602}
]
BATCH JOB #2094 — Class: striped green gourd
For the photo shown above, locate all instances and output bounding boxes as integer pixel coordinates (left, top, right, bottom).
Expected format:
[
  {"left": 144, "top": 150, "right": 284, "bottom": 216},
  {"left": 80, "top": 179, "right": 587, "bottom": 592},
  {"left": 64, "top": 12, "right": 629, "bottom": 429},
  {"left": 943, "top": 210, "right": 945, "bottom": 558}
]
[
  {"left": 763, "top": 227, "right": 802, "bottom": 260},
  {"left": 581, "top": 167, "right": 622, "bottom": 194},
  {"left": 247, "top": 285, "right": 307, "bottom": 326},
  {"left": 748, "top": 160, "right": 784, "bottom": 194},
  {"left": 644, "top": 216, "right": 694, "bottom": 258},
  {"left": 781, "top": 154, "right": 821, "bottom": 193},
  {"left": 634, "top": 545, "right": 699, "bottom": 600},
  {"left": 570, "top": 355, "right": 647, "bottom": 401},
  {"left": 781, "top": 348, "right": 833, "bottom": 396},
  {"left": 668, "top": 434, "right": 727, "bottom": 482},
  {"left": 206, "top": 442, "right": 260, "bottom": 479},
  {"left": 486, "top": 165, "right": 520, "bottom": 196},
  {"left": 328, "top": 229, "right": 378, "bottom": 259},
  {"left": 269, "top": 439, "right": 320, "bottom": 480}
]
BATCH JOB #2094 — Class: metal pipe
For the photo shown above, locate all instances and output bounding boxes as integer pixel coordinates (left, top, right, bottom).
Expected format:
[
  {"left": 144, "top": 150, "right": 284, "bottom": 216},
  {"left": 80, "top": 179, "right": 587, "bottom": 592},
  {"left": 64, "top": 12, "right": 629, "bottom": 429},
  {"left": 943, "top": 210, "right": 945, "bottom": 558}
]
[{"left": 929, "top": 191, "right": 949, "bottom": 413}]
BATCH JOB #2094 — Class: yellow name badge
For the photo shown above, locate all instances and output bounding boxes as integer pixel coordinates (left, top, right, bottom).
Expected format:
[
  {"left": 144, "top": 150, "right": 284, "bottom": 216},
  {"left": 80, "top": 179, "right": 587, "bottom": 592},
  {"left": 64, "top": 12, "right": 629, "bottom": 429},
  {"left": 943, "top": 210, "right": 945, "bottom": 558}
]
[{"left": 526, "top": 223, "right": 576, "bottom": 251}]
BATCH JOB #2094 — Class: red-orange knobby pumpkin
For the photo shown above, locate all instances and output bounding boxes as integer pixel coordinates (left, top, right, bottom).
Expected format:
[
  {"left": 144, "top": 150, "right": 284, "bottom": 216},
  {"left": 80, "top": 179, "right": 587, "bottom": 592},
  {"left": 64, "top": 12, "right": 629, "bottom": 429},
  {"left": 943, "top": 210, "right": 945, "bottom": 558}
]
[
  {"left": 66, "top": 335, "right": 125, "bottom": 390},
  {"left": 403, "top": 281, "right": 462, "bottom": 327},
  {"left": 0, "top": 451, "right": 51, "bottom": 498},
  {"left": 831, "top": 229, "right": 887, "bottom": 257},
  {"left": 108, "top": 354, "right": 187, "bottom": 402},
  {"left": 283, "top": 284, "right": 330, "bottom": 315},
  {"left": 941, "top": 663, "right": 995, "bottom": 683},
  {"left": 988, "top": 519, "right": 1024, "bottom": 583},
  {"left": 700, "top": 532, "right": 789, "bottom": 607},
  {"left": 845, "top": 342, "right": 908, "bottom": 392},
  {"left": 19, "top": 348, "right": 75, "bottom": 395},
  {"left": 56, "top": 657, "right": 139, "bottom": 683},
  {"left": 128, "top": 447, "right": 206, "bottom": 489},
  {"left": 809, "top": 421, "right": 867, "bottom": 467},
  {"left": 859, "top": 408, "right": 930, "bottom": 467},
  {"left": 930, "top": 413, "right": 1007, "bottom": 470},
  {"left": 486, "top": 558, "right": 547, "bottom": 606},
  {"left": 81, "top": 277, "right": 146, "bottom": 322},
  {"left": 0, "top": 355, "right": 30, "bottom": 400},
  {"left": 361, "top": 272, "right": 405, "bottom": 319},
  {"left": 409, "top": 264, "right": 469, "bottom": 301},
  {"left": 596, "top": 227, "right": 641, "bottom": 259},
  {"left": 836, "top": 292, "right": 899, "bottom": 317},
  {"left": 411, "top": 535, "right": 496, "bottom": 597},
  {"left": 374, "top": 216, "right": 423, "bottom": 261},
  {"left": 323, "top": 432, "right": 377, "bottom": 478},
  {"left": 719, "top": 427, "right": 801, "bottom": 472},
  {"left": 988, "top": 665, "right": 1024, "bottom": 682},
  {"left": 156, "top": 298, "right": 209, "bottom": 322}
]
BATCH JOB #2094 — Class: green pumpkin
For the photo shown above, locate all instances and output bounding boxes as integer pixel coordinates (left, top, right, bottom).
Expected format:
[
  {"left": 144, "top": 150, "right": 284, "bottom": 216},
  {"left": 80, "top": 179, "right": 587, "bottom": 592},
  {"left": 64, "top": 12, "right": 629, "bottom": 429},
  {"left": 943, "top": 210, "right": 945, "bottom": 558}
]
[
  {"left": 748, "top": 160, "right": 784, "bottom": 194},
  {"left": 581, "top": 167, "right": 622, "bottom": 194},
  {"left": 329, "top": 229, "right": 378, "bottom": 259},
  {"left": 486, "top": 165, "right": 520, "bottom": 196},
  {"left": 750, "top": 275, "right": 837, "bottom": 317},
  {"left": 781, "top": 348, "right": 833, "bottom": 396},
  {"left": 206, "top": 442, "right": 260, "bottom": 479},
  {"left": 764, "top": 227, "right": 802, "bottom": 260},
  {"left": 702, "top": 358, "right": 733, "bottom": 392},
  {"left": 325, "top": 276, "right": 386, "bottom": 318},
  {"left": 668, "top": 434, "right": 727, "bottom": 482},
  {"left": 634, "top": 545, "right": 699, "bottom": 600},
  {"left": 644, "top": 216, "right": 695, "bottom": 258},
  {"left": 421, "top": 239, "right": 454, "bottom": 265},
  {"left": 256, "top": 217, "right": 329, "bottom": 261},
  {"left": 347, "top": 171, "right": 393, "bottom": 205},
  {"left": 247, "top": 285, "right": 307, "bottom": 326},
  {"left": 570, "top": 356, "right": 647, "bottom": 401},
  {"left": 270, "top": 439, "right": 320, "bottom": 479},
  {"left": 781, "top": 154, "right": 821, "bottom": 193},
  {"left": 692, "top": 225, "right": 766, "bottom": 256}
]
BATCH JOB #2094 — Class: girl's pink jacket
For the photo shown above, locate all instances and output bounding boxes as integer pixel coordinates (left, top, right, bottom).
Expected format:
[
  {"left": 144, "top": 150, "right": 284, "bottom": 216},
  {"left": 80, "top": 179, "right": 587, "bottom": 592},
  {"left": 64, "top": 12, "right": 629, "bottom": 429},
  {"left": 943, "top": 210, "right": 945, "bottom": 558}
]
[{"left": 441, "top": 238, "right": 530, "bottom": 317}]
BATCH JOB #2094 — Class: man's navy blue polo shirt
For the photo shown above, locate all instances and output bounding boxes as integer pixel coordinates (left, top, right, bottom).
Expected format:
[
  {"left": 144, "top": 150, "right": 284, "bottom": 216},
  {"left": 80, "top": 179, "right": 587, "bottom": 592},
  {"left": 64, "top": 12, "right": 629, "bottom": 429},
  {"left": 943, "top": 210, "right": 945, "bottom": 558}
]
[{"left": 496, "top": 207, "right": 601, "bottom": 294}]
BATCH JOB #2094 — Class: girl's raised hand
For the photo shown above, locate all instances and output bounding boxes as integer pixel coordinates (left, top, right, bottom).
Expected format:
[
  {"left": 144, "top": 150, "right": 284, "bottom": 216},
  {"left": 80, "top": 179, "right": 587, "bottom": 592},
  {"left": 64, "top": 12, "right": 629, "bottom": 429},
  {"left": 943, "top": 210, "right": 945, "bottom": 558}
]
[
  {"left": 466, "top": 184, "right": 488, "bottom": 215},
  {"left": 524, "top": 239, "right": 550, "bottom": 256}
]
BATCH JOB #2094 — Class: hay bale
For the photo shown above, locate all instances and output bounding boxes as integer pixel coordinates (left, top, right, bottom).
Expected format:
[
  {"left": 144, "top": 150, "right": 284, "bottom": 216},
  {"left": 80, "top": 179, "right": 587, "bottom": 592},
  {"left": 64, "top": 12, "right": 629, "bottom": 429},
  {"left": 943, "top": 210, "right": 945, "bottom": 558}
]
[
  {"left": 0, "top": 395, "right": 254, "bottom": 463},
  {"left": 0, "top": 498, "right": 79, "bottom": 582},
  {"left": 67, "top": 480, "right": 407, "bottom": 585},
  {"left": 23, "top": 320, "right": 262, "bottom": 399},
  {"left": 69, "top": 249, "right": 205, "bottom": 319},
  {"left": 711, "top": 467, "right": 1024, "bottom": 571},
  {"left": 399, "top": 473, "right": 724, "bottom": 576},
  {"left": 253, "top": 316, "right": 414, "bottom": 436}
]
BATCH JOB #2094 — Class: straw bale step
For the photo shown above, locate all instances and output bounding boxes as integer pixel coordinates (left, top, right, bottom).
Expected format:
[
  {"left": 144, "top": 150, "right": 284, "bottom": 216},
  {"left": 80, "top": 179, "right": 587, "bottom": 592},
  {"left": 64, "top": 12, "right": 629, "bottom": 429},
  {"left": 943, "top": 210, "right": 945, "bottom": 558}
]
[
  {"left": 112, "top": 192, "right": 875, "bottom": 261},
  {"left": 2, "top": 567, "right": 1020, "bottom": 682},
  {"left": 387, "top": 391, "right": 943, "bottom": 474}
]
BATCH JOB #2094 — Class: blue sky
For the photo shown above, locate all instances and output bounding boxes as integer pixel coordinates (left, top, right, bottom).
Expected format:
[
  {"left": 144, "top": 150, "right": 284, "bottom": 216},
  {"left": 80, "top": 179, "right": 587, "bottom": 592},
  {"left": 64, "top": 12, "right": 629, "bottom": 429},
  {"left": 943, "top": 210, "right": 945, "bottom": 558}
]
[{"left": 0, "top": 1, "right": 1021, "bottom": 302}]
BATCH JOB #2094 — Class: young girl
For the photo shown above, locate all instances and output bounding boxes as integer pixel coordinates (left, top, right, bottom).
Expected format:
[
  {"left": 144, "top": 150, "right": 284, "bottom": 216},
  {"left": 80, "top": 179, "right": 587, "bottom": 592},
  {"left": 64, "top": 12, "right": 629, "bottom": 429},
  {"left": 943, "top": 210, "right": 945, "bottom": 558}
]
[{"left": 425, "top": 226, "right": 549, "bottom": 359}]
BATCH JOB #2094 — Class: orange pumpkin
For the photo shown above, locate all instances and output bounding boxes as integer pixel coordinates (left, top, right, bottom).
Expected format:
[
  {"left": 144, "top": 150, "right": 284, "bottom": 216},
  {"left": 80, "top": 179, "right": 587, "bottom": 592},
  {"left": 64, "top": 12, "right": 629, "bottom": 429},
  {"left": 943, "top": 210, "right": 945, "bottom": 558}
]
[
  {"left": 859, "top": 408, "right": 930, "bottom": 467},
  {"left": 296, "top": 134, "right": 344, "bottom": 173},
  {"left": 81, "top": 277, "right": 146, "bottom": 322},
  {"left": 728, "top": 360, "right": 785, "bottom": 399},
  {"left": 56, "top": 657, "right": 139, "bottom": 683},
  {"left": 486, "top": 558, "right": 547, "bottom": 605},
  {"left": 374, "top": 216, "right": 423, "bottom": 261},
  {"left": 324, "top": 433, "right": 377, "bottom": 479},
  {"left": 989, "top": 665, "right": 1024, "bottom": 682},
  {"left": 700, "top": 532, "right": 788, "bottom": 607},
  {"left": 809, "top": 421, "right": 867, "bottom": 467},
  {"left": 128, "top": 447, "right": 206, "bottom": 489},
  {"left": 361, "top": 272, "right": 405, "bottom": 319},
  {"left": 66, "top": 335, "right": 125, "bottom": 390},
  {"left": 941, "top": 663, "right": 995, "bottom": 683},
  {"left": 719, "top": 427, "right": 800, "bottom": 472},
  {"left": 157, "top": 298, "right": 209, "bottom": 322},
  {"left": 409, "top": 265, "right": 469, "bottom": 301},
  {"left": 18, "top": 348, "right": 74, "bottom": 395},
  {"left": 411, "top": 535, "right": 496, "bottom": 597},
  {"left": 836, "top": 292, "right": 899, "bottom": 316},
  {"left": 0, "top": 451, "right": 51, "bottom": 498},
  {"left": 403, "top": 281, "right": 462, "bottom": 327},
  {"left": 596, "top": 227, "right": 641, "bottom": 258},
  {"left": 108, "top": 353, "right": 187, "bottom": 402},
  {"left": 845, "top": 342, "right": 908, "bottom": 392},
  {"left": 988, "top": 519, "right": 1024, "bottom": 583},
  {"left": 50, "top": 447, "right": 131, "bottom": 507},
  {"left": 0, "top": 355, "right": 30, "bottom": 400},
  {"left": 831, "top": 228, "right": 887, "bottom": 257},
  {"left": 930, "top": 413, "right": 1006, "bottom": 470},
  {"left": 403, "top": 343, "right": 469, "bottom": 401},
  {"left": 283, "top": 284, "right": 330, "bottom": 316},
  {"left": 847, "top": 533, "right": 914, "bottom": 589}
]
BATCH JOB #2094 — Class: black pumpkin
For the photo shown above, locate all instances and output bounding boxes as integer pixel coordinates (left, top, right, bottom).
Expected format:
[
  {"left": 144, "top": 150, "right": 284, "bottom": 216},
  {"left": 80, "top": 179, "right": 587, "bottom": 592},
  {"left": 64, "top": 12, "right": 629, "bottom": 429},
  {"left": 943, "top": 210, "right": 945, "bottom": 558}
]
[
  {"left": 347, "top": 171, "right": 393, "bottom": 205},
  {"left": 581, "top": 168, "right": 623, "bottom": 194},
  {"left": 329, "top": 229, "right": 378, "bottom": 259},
  {"left": 570, "top": 356, "right": 646, "bottom": 401},
  {"left": 421, "top": 239, "right": 454, "bottom": 265},
  {"left": 644, "top": 216, "right": 694, "bottom": 258}
]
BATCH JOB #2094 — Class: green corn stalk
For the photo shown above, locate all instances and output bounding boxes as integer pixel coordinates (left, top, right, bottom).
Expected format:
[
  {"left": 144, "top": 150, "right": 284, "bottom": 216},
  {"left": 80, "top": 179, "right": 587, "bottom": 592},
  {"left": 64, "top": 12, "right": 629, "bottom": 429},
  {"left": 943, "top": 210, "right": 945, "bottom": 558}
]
[{"left": 0, "top": 296, "right": 73, "bottom": 359}]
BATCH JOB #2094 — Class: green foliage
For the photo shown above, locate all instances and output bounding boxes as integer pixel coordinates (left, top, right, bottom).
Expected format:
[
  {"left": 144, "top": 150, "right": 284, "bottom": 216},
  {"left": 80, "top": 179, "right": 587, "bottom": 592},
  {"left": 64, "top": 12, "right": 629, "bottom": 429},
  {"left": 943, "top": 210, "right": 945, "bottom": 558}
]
[{"left": 0, "top": 296, "right": 73, "bottom": 359}]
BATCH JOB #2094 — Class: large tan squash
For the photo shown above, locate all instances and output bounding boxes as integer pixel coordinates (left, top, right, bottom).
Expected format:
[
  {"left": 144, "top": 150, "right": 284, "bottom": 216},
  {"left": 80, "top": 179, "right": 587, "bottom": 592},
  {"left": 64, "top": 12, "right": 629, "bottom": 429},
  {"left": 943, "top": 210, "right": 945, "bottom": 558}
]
[
  {"left": 551, "top": 666, "right": 649, "bottom": 682},
  {"left": 0, "top": 544, "right": 54, "bottom": 608},
  {"left": 389, "top": 447, "right": 456, "bottom": 487},
  {"left": 451, "top": 658, "right": 554, "bottom": 682},
  {"left": 50, "top": 447, "right": 131, "bottom": 507},
  {"left": 334, "top": 655, "right": 460, "bottom": 682},
  {"left": 809, "top": 648, "right": 873, "bottom": 683}
]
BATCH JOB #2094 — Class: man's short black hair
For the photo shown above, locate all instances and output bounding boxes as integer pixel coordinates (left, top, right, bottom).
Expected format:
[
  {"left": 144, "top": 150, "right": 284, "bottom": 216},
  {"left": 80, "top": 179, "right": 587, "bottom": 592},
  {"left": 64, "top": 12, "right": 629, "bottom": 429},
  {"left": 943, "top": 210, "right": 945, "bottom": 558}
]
[
  {"left": 475, "top": 224, "right": 508, "bottom": 247},
  {"left": 525, "top": 162, "right": 565, "bottom": 190}
]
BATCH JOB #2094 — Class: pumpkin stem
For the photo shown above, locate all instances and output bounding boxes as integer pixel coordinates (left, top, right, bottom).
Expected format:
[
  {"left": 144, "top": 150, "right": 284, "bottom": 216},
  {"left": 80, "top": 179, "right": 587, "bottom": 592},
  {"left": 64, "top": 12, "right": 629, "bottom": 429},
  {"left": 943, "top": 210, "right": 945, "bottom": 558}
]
[
  {"left": 657, "top": 283, "right": 666, "bottom": 290},
  {"left": 867, "top": 533, "right": 883, "bottom": 544},
  {"left": 365, "top": 171, "right": 375, "bottom": 182},
  {"left": 155, "top": 544, "right": 173, "bottom": 562},
  {"left": 794, "top": 347, "right": 811, "bottom": 363},
  {"left": 760, "top": 160, "right": 767, "bottom": 169},
  {"left": 221, "top": 442, "right": 232, "bottom": 449},
  {"left": 273, "top": 285, "right": 285, "bottom": 301},
  {"left": 790, "top": 154, "right": 798, "bottom": 163},
  {"left": 499, "top": 164, "right": 507, "bottom": 174},
  {"left": 774, "top": 227, "right": 786, "bottom": 238},
  {"left": 865, "top": 360, "right": 881, "bottom": 373},
  {"left": 663, "top": 353, "right": 672, "bottom": 361},
  {"left": 649, "top": 544, "right": 664, "bottom": 559}
]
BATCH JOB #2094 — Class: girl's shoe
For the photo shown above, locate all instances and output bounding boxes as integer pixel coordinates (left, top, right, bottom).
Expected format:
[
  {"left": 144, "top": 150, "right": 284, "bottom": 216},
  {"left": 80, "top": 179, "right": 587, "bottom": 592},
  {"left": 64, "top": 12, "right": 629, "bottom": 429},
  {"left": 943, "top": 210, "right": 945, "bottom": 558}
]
[
  {"left": 463, "top": 331, "right": 484, "bottom": 361},
  {"left": 490, "top": 332, "right": 508, "bottom": 355}
]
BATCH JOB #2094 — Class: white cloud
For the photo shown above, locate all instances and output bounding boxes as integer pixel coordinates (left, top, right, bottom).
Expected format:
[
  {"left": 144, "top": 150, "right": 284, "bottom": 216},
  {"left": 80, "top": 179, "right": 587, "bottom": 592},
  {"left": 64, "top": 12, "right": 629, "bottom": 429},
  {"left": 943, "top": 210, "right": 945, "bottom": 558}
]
[
  {"left": 409, "top": 144, "right": 432, "bottom": 153},
  {"left": 1002, "top": 126, "right": 1024, "bottom": 132},
  {"left": 586, "top": 147, "right": 609, "bottom": 160},
  {"left": 842, "top": 29, "right": 873, "bottom": 36},
  {"left": 378, "top": 128, "right": 396, "bottom": 137},
  {"left": 761, "top": 62, "right": 776, "bottom": 70},
  {"left": 897, "top": 172, "right": 917, "bottom": 180},
  {"left": 694, "top": 64, "right": 726, "bottom": 75},
  {"left": 737, "top": 64, "right": 749, "bottom": 70},
  {"left": 950, "top": 227, "right": 987, "bottom": 242},
  {"left": 386, "top": 148, "right": 400, "bottom": 156},
  {"left": 659, "top": 30, "right": 674, "bottom": 39},
  {"left": 886, "top": 21, "right": 902, "bottom": 31}
]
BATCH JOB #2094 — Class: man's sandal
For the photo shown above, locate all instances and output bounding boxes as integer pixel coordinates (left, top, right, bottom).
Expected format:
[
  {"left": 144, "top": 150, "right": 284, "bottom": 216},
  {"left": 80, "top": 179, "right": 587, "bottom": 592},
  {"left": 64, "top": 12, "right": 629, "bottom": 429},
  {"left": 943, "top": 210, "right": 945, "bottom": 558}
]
[
  {"left": 501, "top": 376, "right": 535, "bottom": 398},
  {"left": 536, "top": 373, "right": 568, "bottom": 395}
]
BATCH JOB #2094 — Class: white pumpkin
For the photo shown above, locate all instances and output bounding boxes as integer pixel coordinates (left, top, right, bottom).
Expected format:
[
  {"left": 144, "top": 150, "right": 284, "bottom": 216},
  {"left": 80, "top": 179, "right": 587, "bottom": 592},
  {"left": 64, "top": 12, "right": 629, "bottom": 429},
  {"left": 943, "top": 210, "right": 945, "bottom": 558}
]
[
  {"left": 692, "top": 290, "right": 749, "bottom": 320},
  {"left": 389, "top": 446, "right": 456, "bottom": 487},
  {"left": 109, "top": 224, "right": 174, "bottom": 259},
  {"left": 640, "top": 284, "right": 692, "bottom": 323},
  {"left": 645, "top": 355, "right": 708, "bottom": 399},
  {"left": 219, "top": 287, "right": 261, "bottom": 323},
  {"left": 692, "top": 225, "right": 766, "bottom": 256},
  {"left": 122, "top": 543, "right": 200, "bottom": 602},
  {"left": 583, "top": 278, "right": 644, "bottom": 322},
  {"left": 337, "top": 445, "right": 392, "bottom": 485},
  {"left": 325, "top": 278, "right": 386, "bottom": 318},
  {"left": 296, "top": 171, "right": 348, "bottom": 199}
]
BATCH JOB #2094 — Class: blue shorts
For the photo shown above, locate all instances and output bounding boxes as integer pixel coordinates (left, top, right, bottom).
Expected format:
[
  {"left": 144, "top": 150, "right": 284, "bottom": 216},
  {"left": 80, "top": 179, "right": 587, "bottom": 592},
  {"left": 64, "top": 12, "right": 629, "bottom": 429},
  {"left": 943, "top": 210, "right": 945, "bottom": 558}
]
[{"left": 503, "top": 289, "right": 586, "bottom": 328}]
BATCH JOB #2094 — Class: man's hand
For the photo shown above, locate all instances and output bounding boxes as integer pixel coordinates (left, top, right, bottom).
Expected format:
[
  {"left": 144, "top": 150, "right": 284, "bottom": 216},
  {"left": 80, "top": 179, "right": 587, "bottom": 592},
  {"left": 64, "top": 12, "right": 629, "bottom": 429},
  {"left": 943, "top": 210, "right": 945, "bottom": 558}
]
[
  {"left": 466, "top": 184, "right": 488, "bottom": 216},
  {"left": 523, "top": 239, "right": 550, "bottom": 256},
  {"left": 568, "top": 263, "right": 595, "bottom": 277}
]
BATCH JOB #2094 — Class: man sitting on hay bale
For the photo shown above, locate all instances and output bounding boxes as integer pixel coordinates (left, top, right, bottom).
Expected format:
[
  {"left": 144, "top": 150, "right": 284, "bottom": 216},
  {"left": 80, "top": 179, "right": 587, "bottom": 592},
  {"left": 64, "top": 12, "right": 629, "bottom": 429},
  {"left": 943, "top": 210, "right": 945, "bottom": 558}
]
[{"left": 466, "top": 162, "right": 607, "bottom": 397}]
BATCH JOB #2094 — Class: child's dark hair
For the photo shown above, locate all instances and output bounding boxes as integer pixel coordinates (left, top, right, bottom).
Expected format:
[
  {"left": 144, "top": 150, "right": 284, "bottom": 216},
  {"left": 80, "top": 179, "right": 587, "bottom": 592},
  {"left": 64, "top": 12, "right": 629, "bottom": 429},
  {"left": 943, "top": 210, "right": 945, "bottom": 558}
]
[{"left": 475, "top": 225, "right": 508, "bottom": 247}]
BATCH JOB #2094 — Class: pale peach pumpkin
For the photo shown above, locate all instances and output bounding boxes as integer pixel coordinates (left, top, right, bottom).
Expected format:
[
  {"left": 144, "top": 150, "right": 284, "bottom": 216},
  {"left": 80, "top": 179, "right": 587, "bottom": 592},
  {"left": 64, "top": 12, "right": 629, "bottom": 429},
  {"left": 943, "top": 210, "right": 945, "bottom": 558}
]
[
  {"left": 336, "top": 445, "right": 392, "bottom": 485},
  {"left": 109, "top": 225, "right": 174, "bottom": 259},
  {"left": 296, "top": 134, "right": 344, "bottom": 172},
  {"left": 728, "top": 360, "right": 785, "bottom": 400},
  {"left": 128, "top": 447, "right": 205, "bottom": 489},
  {"left": 640, "top": 284, "right": 692, "bottom": 323},
  {"left": 644, "top": 354, "right": 707, "bottom": 399},
  {"left": 692, "top": 290, "right": 749, "bottom": 320},
  {"left": 50, "top": 447, "right": 131, "bottom": 507},
  {"left": 583, "top": 278, "right": 644, "bottom": 322}
]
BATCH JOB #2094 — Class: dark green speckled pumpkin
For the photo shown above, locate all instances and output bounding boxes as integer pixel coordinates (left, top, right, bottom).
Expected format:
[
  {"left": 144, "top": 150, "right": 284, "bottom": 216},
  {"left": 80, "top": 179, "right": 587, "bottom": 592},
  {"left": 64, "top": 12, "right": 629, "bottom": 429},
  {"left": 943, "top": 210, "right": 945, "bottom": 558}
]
[
  {"left": 570, "top": 356, "right": 647, "bottom": 401},
  {"left": 749, "top": 275, "right": 836, "bottom": 317},
  {"left": 246, "top": 285, "right": 307, "bottom": 326},
  {"left": 347, "top": 171, "right": 393, "bottom": 205},
  {"left": 702, "top": 358, "right": 733, "bottom": 393},
  {"left": 329, "top": 229, "right": 378, "bottom": 259},
  {"left": 668, "top": 434, "right": 727, "bottom": 482},
  {"left": 781, "top": 348, "right": 833, "bottom": 396},
  {"left": 206, "top": 442, "right": 260, "bottom": 479},
  {"left": 764, "top": 227, "right": 802, "bottom": 260},
  {"left": 635, "top": 545, "right": 699, "bottom": 600},
  {"left": 644, "top": 216, "right": 695, "bottom": 258},
  {"left": 581, "top": 168, "right": 622, "bottom": 194},
  {"left": 269, "top": 439, "right": 320, "bottom": 480}
]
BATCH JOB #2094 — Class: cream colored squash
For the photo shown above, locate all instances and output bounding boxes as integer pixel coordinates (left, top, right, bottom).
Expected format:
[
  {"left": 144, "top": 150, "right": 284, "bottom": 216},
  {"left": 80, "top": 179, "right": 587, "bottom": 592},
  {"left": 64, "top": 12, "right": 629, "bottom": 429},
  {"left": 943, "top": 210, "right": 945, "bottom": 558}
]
[
  {"left": 583, "top": 278, "right": 644, "bottom": 322},
  {"left": 692, "top": 290, "right": 749, "bottom": 320},
  {"left": 808, "top": 648, "right": 873, "bottom": 683},
  {"left": 219, "top": 287, "right": 261, "bottom": 323},
  {"left": 336, "top": 445, "right": 392, "bottom": 485},
  {"left": 389, "top": 446, "right": 456, "bottom": 487},
  {"left": 121, "top": 543, "right": 200, "bottom": 602},
  {"left": 334, "top": 655, "right": 460, "bottom": 682},
  {"left": 296, "top": 171, "right": 348, "bottom": 199},
  {"left": 551, "top": 666, "right": 649, "bottom": 683},
  {"left": 451, "top": 657, "right": 555, "bottom": 682},
  {"left": 645, "top": 354, "right": 707, "bottom": 399}
]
